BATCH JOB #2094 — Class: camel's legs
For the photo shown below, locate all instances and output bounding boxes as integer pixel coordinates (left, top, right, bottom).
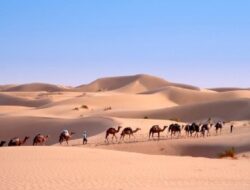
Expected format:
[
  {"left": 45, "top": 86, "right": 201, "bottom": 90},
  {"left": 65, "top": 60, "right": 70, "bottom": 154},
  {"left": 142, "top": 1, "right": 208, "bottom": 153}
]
[
  {"left": 105, "top": 134, "right": 109, "bottom": 143},
  {"left": 120, "top": 135, "right": 123, "bottom": 141},
  {"left": 111, "top": 135, "right": 117, "bottom": 143},
  {"left": 132, "top": 134, "right": 136, "bottom": 141},
  {"left": 114, "top": 135, "right": 118, "bottom": 142}
]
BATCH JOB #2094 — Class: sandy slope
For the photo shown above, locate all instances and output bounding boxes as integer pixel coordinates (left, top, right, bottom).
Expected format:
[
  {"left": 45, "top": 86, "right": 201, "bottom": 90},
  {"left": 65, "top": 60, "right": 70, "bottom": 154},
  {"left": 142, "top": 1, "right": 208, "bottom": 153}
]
[
  {"left": 103, "top": 98, "right": 250, "bottom": 122},
  {"left": 67, "top": 118, "right": 250, "bottom": 158},
  {"left": 0, "top": 93, "right": 52, "bottom": 107},
  {"left": 142, "top": 86, "right": 250, "bottom": 105},
  {"left": 0, "top": 116, "right": 116, "bottom": 145},
  {"left": 0, "top": 147, "right": 250, "bottom": 190},
  {"left": 0, "top": 84, "right": 17, "bottom": 91}
]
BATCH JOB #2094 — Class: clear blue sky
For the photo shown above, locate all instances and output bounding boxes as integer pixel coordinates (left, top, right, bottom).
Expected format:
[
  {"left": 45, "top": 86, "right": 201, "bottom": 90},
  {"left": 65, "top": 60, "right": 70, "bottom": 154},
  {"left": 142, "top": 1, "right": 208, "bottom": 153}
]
[{"left": 1, "top": 0, "right": 249, "bottom": 87}]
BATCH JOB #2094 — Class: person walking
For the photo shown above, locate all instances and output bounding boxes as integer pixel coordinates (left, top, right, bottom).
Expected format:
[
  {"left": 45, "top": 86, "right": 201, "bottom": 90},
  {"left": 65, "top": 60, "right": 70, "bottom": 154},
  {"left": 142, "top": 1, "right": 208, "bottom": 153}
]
[
  {"left": 83, "top": 131, "right": 88, "bottom": 145},
  {"left": 230, "top": 125, "right": 234, "bottom": 133}
]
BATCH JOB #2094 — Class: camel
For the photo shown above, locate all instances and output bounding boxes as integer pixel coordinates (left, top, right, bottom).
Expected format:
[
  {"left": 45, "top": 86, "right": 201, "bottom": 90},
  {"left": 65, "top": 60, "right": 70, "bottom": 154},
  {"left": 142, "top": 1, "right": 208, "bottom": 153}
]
[
  {"left": 168, "top": 124, "right": 181, "bottom": 138},
  {"left": 8, "top": 136, "right": 29, "bottom": 146},
  {"left": 184, "top": 124, "right": 191, "bottom": 137},
  {"left": 105, "top": 126, "right": 122, "bottom": 143},
  {"left": 120, "top": 127, "right": 141, "bottom": 141},
  {"left": 0, "top": 141, "right": 6, "bottom": 147},
  {"left": 215, "top": 122, "right": 223, "bottom": 135},
  {"left": 200, "top": 124, "right": 211, "bottom": 137},
  {"left": 192, "top": 123, "right": 200, "bottom": 138},
  {"left": 33, "top": 134, "right": 49, "bottom": 146},
  {"left": 59, "top": 131, "right": 75, "bottom": 145},
  {"left": 149, "top": 125, "right": 168, "bottom": 140},
  {"left": 184, "top": 123, "right": 200, "bottom": 137}
]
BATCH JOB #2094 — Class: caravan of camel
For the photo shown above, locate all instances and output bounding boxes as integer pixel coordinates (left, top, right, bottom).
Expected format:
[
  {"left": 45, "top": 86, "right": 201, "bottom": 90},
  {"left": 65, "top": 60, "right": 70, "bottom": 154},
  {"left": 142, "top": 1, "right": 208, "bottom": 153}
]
[
  {"left": 105, "top": 121, "right": 224, "bottom": 143},
  {"left": 0, "top": 119, "right": 227, "bottom": 147}
]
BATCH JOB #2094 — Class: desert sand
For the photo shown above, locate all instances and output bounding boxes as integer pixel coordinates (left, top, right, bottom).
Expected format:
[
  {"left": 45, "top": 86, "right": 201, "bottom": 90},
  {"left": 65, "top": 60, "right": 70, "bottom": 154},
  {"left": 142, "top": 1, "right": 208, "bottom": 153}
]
[{"left": 0, "top": 74, "right": 250, "bottom": 190}]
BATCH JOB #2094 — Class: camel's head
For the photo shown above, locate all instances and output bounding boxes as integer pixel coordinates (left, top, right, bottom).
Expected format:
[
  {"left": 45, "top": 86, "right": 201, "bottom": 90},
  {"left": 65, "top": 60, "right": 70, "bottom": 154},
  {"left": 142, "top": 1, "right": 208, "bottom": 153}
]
[
  {"left": 25, "top": 136, "right": 30, "bottom": 140},
  {"left": 163, "top": 126, "right": 168, "bottom": 129},
  {"left": 136, "top": 128, "right": 141, "bottom": 131},
  {"left": 118, "top": 126, "right": 122, "bottom": 129}
]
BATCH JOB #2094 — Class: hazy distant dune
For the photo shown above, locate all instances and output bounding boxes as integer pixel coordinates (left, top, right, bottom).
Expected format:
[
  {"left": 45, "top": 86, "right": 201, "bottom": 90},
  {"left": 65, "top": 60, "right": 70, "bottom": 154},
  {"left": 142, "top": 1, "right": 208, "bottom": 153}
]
[
  {"left": 0, "top": 84, "right": 17, "bottom": 91},
  {"left": 3, "top": 83, "right": 71, "bottom": 92},
  {"left": 76, "top": 74, "right": 170, "bottom": 92},
  {"left": 76, "top": 74, "right": 201, "bottom": 93},
  {"left": 210, "top": 87, "right": 250, "bottom": 92}
]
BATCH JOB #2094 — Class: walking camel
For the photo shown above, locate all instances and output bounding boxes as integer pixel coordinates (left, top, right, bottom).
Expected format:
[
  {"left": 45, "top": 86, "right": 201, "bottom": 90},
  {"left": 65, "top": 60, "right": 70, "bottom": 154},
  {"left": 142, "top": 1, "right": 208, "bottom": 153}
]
[
  {"left": 33, "top": 134, "right": 49, "bottom": 146},
  {"left": 59, "top": 131, "right": 75, "bottom": 145},
  {"left": 168, "top": 124, "right": 181, "bottom": 138},
  {"left": 120, "top": 127, "right": 141, "bottom": 141},
  {"left": 105, "top": 126, "right": 122, "bottom": 143},
  {"left": 200, "top": 124, "right": 213, "bottom": 137},
  {"left": 8, "top": 136, "right": 30, "bottom": 146},
  {"left": 149, "top": 125, "right": 168, "bottom": 140},
  {"left": 184, "top": 123, "right": 200, "bottom": 137},
  {"left": 0, "top": 141, "right": 6, "bottom": 147},
  {"left": 215, "top": 122, "right": 224, "bottom": 135}
]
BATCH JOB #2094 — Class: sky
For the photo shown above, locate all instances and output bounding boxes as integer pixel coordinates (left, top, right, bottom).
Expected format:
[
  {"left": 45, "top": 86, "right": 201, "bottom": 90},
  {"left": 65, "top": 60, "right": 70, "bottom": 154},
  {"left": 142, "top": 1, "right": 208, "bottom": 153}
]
[{"left": 0, "top": 0, "right": 250, "bottom": 88}]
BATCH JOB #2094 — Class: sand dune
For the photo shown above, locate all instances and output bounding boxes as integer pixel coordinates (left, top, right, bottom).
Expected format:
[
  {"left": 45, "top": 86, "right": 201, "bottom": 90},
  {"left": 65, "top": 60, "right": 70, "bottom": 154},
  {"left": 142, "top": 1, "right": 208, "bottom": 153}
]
[
  {"left": 36, "top": 91, "right": 176, "bottom": 113},
  {"left": 76, "top": 74, "right": 170, "bottom": 92},
  {"left": 3, "top": 83, "right": 71, "bottom": 92},
  {"left": 1, "top": 74, "right": 200, "bottom": 94},
  {"left": 0, "top": 84, "right": 17, "bottom": 91},
  {"left": 76, "top": 74, "right": 200, "bottom": 93},
  {"left": 0, "top": 93, "right": 52, "bottom": 107},
  {"left": 210, "top": 87, "right": 250, "bottom": 92},
  {"left": 0, "top": 74, "right": 250, "bottom": 189},
  {"left": 142, "top": 86, "right": 250, "bottom": 105},
  {"left": 103, "top": 98, "right": 250, "bottom": 122}
]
